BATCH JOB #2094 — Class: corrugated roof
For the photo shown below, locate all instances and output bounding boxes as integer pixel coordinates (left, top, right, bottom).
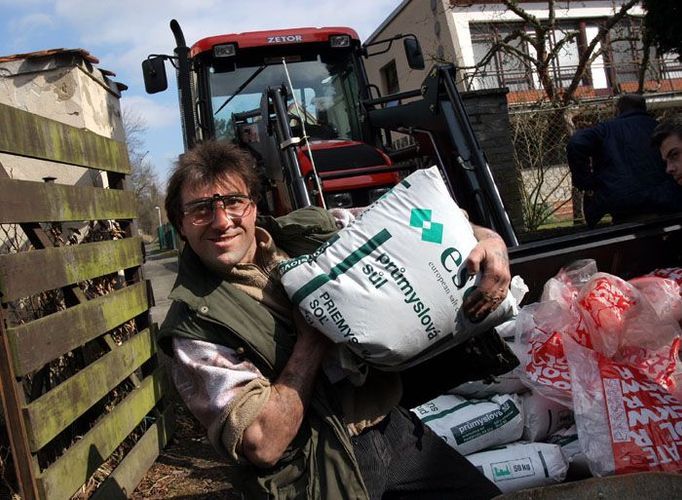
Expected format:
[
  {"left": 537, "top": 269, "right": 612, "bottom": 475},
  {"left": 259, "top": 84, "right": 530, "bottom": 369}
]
[{"left": 0, "top": 48, "right": 99, "bottom": 65}]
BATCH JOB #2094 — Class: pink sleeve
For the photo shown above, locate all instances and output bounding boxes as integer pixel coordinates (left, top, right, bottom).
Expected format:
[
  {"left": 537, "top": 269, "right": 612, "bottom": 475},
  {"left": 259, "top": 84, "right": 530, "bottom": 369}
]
[{"left": 170, "top": 337, "right": 264, "bottom": 430}]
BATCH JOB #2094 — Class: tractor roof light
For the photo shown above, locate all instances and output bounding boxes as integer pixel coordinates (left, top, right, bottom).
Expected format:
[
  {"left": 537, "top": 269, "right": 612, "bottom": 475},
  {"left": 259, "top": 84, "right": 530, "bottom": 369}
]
[
  {"left": 213, "top": 43, "right": 236, "bottom": 58},
  {"left": 330, "top": 35, "right": 350, "bottom": 48}
]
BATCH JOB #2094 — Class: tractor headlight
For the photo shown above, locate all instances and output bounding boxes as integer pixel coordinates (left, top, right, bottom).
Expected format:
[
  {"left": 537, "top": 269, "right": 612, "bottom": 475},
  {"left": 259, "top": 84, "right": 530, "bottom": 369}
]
[
  {"left": 213, "top": 43, "right": 236, "bottom": 58},
  {"left": 330, "top": 35, "right": 351, "bottom": 48},
  {"left": 325, "top": 191, "right": 353, "bottom": 208},
  {"left": 368, "top": 187, "right": 391, "bottom": 204}
]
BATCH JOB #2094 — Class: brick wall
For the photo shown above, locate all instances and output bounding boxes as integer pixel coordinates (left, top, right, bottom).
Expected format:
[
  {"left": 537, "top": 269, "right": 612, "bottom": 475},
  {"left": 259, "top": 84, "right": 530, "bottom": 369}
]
[{"left": 462, "top": 88, "right": 526, "bottom": 233}]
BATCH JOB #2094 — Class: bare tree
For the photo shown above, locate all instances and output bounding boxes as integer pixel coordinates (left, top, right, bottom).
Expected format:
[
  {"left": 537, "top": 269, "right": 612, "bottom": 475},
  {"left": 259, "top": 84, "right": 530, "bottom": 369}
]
[
  {"left": 122, "top": 106, "right": 165, "bottom": 236},
  {"left": 458, "top": 0, "right": 640, "bottom": 114}
]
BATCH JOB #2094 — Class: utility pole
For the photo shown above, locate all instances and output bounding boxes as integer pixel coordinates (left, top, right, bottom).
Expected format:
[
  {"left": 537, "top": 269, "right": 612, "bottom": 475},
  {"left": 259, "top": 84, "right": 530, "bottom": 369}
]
[{"left": 155, "top": 206, "right": 163, "bottom": 250}]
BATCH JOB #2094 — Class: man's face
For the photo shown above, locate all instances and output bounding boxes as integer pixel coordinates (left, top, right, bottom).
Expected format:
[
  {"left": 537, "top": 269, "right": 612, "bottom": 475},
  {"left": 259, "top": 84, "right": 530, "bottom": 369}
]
[
  {"left": 179, "top": 173, "right": 258, "bottom": 273},
  {"left": 660, "top": 133, "right": 682, "bottom": 186}
]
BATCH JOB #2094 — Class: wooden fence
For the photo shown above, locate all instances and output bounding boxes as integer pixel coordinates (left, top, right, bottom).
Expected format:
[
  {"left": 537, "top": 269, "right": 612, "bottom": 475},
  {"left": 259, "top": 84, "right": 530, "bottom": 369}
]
[{"left": 0, "top": 102, "right": 174, "bottom": 499}]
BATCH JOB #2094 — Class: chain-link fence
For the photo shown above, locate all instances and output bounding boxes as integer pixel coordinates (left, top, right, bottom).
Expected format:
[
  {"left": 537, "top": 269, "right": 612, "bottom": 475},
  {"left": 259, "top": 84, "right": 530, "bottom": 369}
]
[{"left": 509, "top": 98, "right": 682, "bottom": 235}]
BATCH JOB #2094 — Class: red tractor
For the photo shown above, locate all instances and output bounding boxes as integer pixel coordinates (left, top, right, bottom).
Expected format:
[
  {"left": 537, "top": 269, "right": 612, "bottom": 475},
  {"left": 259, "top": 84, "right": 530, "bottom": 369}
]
[{"left": 142, "top": 20, "right": 518, "bottom": 245}]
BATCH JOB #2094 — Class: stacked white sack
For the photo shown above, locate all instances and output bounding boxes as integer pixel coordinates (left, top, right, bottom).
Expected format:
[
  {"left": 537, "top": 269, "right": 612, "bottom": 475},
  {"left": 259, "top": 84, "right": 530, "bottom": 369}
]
[
  {"left": 547, "top": 424, "right": 591, "bottom": 477},
  {"left": 278, "top": 166, "right": 517, "bottom": 370},
  {"left": 466, "top": 442, "right": 568, "bottom": 493},
  {"left": 449, "top": 375, "right": 527, "bottom": 400},
  {"left": 521, "top": 391, "right": 574, "bottom": 441},
  {"left": 411, "top": 394, "right": 524, "bottom": 456}
]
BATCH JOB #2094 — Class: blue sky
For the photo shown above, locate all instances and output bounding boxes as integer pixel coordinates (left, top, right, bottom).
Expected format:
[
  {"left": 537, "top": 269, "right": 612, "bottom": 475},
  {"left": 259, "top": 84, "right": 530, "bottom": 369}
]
[{"left": 0, "top": 0, "right": 402, "bottom": 184}]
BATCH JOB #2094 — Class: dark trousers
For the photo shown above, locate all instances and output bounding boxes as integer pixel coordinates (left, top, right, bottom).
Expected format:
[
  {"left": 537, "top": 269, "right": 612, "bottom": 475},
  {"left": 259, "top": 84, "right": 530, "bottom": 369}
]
[{"left": 351, "top": 406, "right": 501, "bottom": 499}]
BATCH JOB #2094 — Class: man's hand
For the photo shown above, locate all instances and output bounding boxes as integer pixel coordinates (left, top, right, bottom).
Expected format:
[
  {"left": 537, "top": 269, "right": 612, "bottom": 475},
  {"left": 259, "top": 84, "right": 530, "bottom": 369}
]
[{"left": 462, "top": 225, "right": 511, "bottom": 321}]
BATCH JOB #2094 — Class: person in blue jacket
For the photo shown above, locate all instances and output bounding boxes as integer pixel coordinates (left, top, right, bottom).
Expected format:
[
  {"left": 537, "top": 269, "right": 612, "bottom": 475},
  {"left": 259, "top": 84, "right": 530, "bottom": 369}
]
[{"left": 567, "top": 94, "right": 682, "bottom": 227}]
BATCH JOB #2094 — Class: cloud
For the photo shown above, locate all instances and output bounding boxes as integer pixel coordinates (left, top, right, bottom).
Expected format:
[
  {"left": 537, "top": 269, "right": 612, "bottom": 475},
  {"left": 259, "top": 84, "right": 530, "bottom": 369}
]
[
  {"left": 3, "top": 12, "right": 57, "bottom": 53},
  {"left": 50, "top": 0, "right": 401, "bottom": 69},
  {"left": 14, "top": 12, "right": 55, "bottom": 32}
]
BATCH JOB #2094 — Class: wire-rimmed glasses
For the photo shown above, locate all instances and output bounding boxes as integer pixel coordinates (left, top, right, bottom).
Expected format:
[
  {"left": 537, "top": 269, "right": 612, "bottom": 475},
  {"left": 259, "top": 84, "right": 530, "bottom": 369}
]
[{"left": 182, "top": 194, "right": 254, "bottom": 226}]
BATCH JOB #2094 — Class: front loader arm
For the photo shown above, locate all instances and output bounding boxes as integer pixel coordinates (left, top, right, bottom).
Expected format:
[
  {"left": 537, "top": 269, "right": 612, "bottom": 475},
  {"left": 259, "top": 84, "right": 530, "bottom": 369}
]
[{"left": 366, "top": 65, "right": 519, "bottom": 246}]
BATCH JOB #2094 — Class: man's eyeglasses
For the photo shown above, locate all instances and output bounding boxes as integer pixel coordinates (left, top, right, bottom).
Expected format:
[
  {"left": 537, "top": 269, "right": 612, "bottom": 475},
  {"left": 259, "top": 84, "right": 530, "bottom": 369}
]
[{"left": 182, "top": 194, "right": 254, "bottom": 226}]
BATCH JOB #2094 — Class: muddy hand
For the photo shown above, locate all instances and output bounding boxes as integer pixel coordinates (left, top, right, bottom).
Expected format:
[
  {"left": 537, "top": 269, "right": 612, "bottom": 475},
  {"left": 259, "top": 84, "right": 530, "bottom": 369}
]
[{"left": 462, "top": 227, "right": 511, "bottom": 322}]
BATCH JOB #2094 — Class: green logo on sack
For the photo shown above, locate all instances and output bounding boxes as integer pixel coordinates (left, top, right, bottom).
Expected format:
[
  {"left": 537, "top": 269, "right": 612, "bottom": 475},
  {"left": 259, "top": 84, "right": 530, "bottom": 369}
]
[
  {"left": 492, "top": 464, "right": 511, "bottom": 479},
  {"left": 410, "top": 208, "right": 443, "bottom": 244}
]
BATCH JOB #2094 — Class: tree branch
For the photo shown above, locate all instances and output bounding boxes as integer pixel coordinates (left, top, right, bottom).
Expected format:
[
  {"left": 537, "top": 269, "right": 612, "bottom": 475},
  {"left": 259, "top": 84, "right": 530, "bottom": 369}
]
[
  {"left": 637, "top": 33, "right": 653, "bottom": 92},
  {"left": 547, "top": 0, "right": 556, "bottom": 30},
  {"left": 502, "top": 0, "right": 542, "bottom": 28}
]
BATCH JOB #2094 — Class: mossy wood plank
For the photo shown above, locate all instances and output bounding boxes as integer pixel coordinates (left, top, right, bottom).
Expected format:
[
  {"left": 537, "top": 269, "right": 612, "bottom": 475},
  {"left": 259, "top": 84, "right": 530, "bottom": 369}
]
[
  {"left": 0, "top": 102, "right": 131, "bottom": 174},
  {"left": 0, "top": 178, "right": 136, "bottom": 224},
  {"left": 0, "top": 237, "right": 143, "bottom": 303},
  {"left": 24, "top": 328, "right": 155, "bottom": 451},
  {"left": 90, "top": 404, "right": 176, "bottom": 500},
  {"left": 7, "top": 282, "right": 150, "bottom": 376},
  {"left": 36, "top": 369, "right": 170, "bottom": 500}
]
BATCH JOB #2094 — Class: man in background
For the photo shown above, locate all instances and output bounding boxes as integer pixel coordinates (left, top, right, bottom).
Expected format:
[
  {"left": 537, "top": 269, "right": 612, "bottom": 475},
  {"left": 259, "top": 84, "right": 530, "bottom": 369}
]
[{"left": 567, "top": 94, "right": 682, "bottom": 227}]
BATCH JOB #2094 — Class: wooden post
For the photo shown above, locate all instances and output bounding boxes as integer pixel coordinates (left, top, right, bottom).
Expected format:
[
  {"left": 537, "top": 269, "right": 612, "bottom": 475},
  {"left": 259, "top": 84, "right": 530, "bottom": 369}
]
[{"left": 0, "top": 308, "right": 39, "bottom": 499}]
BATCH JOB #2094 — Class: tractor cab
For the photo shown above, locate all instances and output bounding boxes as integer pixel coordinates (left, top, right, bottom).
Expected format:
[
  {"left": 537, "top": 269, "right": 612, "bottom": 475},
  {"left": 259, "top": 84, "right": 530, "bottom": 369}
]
[{"left": 145, "top": 25, "right": 405, "bottom": 215}]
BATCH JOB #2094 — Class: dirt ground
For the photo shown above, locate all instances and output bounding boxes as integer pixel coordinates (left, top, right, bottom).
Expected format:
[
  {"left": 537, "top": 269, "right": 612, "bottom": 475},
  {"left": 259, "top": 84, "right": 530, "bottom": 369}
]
[{"left": 132, "top": 404, "right": 241, "bottom": 499}]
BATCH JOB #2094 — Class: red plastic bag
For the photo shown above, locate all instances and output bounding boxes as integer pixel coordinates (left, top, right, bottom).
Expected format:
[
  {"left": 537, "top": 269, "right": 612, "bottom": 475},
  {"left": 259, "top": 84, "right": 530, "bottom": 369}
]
[
  {"left": 578, "top": 273, "right": 680, "bottom": 358},
  {"left": 516, "top": 302, "right": 574, "bottom": 407},
  {"left": 516, "top": 261, "right": 682, "bottom": 410},
  {"left": 646, "top": 267, "right": 682, "bottom": 289},
  {"left": 616, "top": 339, "right": 682, "bottom": 398},
  {"left": 565, "top": 335, "right": 682, "bottom": 476},
  {"left": 516, "top": 261, "right": 595, "bottom": 406},
  {"left": 631, "top": 274, "right": 682, "bottom": 324}
]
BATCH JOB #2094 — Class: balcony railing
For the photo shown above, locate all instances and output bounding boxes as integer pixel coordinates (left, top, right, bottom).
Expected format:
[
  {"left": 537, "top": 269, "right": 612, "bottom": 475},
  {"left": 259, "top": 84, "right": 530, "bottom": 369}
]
[{"left": 464, "top": 57, "right": 682, "bottom": 99}]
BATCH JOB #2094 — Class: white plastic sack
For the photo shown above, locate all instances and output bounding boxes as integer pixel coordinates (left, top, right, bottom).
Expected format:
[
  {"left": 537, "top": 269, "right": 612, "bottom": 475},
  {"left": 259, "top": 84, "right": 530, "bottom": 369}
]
[
  {"left": 466, "top": 442, "right": 568, "bottom": 493},
  {"left": 411, "top": 393, "right": 524, "bottom": 456},
  {"left": 547, "top": 424, "right": 591, "bottom": 477},
  {"left": 448, "top": 375, "right": 528, "bottom": 399},
  {"left": 521, "top": 391, "right": 573, "bottom": 441},
  {"left": 278, "top": 166, "right": 517, "bottom": 369}
]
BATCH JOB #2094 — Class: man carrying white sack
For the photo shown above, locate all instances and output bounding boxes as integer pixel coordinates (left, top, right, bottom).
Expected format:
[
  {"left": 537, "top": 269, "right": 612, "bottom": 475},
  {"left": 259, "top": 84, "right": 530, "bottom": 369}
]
[{"left": 158, "top": 140, "right": 509, "bottom": 499}]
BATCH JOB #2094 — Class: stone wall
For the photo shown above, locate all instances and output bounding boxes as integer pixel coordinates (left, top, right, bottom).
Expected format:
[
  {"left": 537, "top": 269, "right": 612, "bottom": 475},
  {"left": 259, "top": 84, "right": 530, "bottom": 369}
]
[{"left": 0, "top": 49, "right": 125, "bottom": 186}]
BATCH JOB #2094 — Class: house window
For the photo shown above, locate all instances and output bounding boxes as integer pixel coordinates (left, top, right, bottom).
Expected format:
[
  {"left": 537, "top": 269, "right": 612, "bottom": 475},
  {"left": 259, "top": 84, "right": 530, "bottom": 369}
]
[
  {"left": 469, "top": 21, "right": 586, "bottom": 92},
  {"left": 469, "top": 23, "right": 534, "bottom": 92},
  {"left": 380, "top": 60, "right": 400, "bottom": 96},
  {"left": 608, "top": 18, "right": 644, "bottom": 86}
]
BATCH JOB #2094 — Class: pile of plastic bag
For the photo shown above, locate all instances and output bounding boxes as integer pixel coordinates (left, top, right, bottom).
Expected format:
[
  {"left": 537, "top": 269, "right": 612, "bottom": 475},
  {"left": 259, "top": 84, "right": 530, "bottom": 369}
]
[
  {"left": 411, "top": 262, "right": 682, "bottom": 492},
  {"left": 516, "top": 261, "right": 682, "bottom": 477}
]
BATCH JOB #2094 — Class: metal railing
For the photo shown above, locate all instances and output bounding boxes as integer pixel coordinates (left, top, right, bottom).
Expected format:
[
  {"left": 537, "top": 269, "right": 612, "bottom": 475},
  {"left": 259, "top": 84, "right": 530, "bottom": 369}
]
[{"left": 464, "top": 57, "right": 682, "bottom": 96}]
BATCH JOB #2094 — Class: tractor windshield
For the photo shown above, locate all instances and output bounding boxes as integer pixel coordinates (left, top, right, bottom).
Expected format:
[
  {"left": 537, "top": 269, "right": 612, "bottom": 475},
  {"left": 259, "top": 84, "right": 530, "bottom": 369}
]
[{"left": 206, "top": 48, "right": 363, "bottom": 143}]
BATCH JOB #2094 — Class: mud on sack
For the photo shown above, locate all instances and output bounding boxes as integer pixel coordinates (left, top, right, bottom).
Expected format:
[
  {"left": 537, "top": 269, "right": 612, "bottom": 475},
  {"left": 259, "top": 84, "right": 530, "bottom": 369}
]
[{"left": 277, "top": 166, "right": 517, "bottom": 370}]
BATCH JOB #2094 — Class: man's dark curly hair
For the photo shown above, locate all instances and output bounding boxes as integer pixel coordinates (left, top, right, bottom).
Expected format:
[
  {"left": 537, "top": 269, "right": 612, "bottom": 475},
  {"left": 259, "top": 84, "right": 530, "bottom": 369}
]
[
  {"left": 615, "top": 93, "right": 647, "bottom": 115},
  {"left": 165, "top": 140, "right": 262, "bottom": 235},
  {"left": 652, "top": 115, "right": 682, "bottom": 149}
]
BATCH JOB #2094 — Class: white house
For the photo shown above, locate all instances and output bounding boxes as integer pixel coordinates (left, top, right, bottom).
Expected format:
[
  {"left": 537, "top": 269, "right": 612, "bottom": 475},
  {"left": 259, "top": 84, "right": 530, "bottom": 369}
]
[{"left": 364, "top": 0, "right": 681, "bottom": 104}]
